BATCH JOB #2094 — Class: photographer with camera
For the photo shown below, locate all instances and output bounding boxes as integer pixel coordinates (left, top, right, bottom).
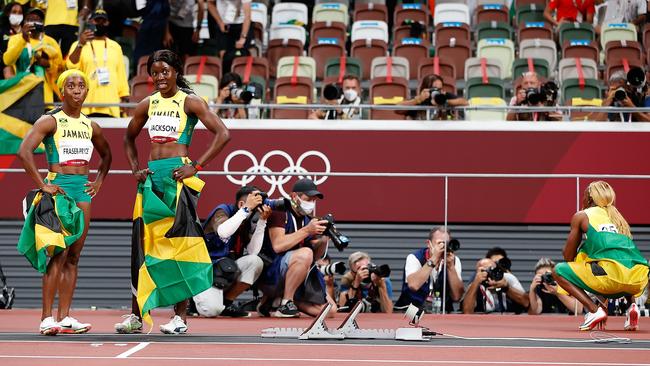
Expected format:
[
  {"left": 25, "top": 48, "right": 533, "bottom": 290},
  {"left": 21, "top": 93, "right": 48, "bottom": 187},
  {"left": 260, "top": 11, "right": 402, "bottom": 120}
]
[
  {"left": 258, "top": 178, "right": 337, "bottom": 318},
  {"left": 529, "top": 258, "right": 583, "bottom": 315},
  {"left": 397, "top": 74, "right": 468, "bottom": 120},
  {"left": 507, "top": 72, "right": 562, "bottom": 122},
  {"left": 216, "top": 72, "right": 253, "bottom": 119},
  {"left": 317, "top": 255, "right": 342, "bottom": 301},
  {"left": 586, "top": 69, "right": 650, "bottom": 122},
  {"left": 309, "top": 75, "right": 363, "bottom": 120},
  {"left": 3, "top": 8, "right": 64, "bottom": 105},
  {"left": 192, "top": 186, "right": 271, "bottom": 318},
  {"left": 395, "top": 227, "right": 464, "bottom": 313},
  {"left": 66, "top": 9, "right": 129, "bottom": 118},
  {"left": 338, "top": 251, "right": 393, "bottom": 313},
  {"left": 462, "top": 249, "right": 529, "bottom": 314}
]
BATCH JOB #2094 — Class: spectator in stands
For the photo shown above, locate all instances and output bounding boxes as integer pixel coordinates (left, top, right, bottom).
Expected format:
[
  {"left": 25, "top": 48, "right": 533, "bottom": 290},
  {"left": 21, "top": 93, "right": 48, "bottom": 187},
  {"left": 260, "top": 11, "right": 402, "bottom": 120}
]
[
  {"left": 3, "top": 8, "right": 64, "bottom": 105},
  {"left": 207, "top": 0, "right": 253, "bottom": 58},
  {"left": 587, "top": 70, "right": 650, "bottom": 122},
  {"left": 395, "top": 227, "right": 464, "bottom": 313},
  {"left": 544, "top": 0, "right": 595, "bottom": 26},
  {"left": 507, "top": 72, "right": 562, "bottom": 122},
  {"left": 44, "top": 0, "right": 92, "bottom": 57},
  {"left": 1, "top": 2, "right": 24, "bottom": 79},
  {"left": 133, "top": 0, "right": 170, "bottom": 68},
  {"left": 397, "top": 74, "right": 468, "bottom": 121},
  {"left": 461, "top": 255, "right": 530, "bottom": 314},
  {"left": 529, "top": 258, "right": 583, "bottom": 315},
  {"left": 167, "top": 0, "right": 204, "bottom": 60},
  {"left": 216, "top": 72, "right": 248, "bottom": 119},
  {"left": 194, "top": 186, "right": 270, "bottom": 317},
  {"left": 599, "top": 0, "right": 646, "bottom": 30},
  {"left": 309, "top": 75, "right": 363, "bottom": 120},
  {"left": 66, "top": 9, "right": 129, "bottom": 118},
  {"left": 257, "top": 178, "right": 335, "bottom": 318},
  {"left": 338, "top": 251, "right": 393, "bottom": 313}
]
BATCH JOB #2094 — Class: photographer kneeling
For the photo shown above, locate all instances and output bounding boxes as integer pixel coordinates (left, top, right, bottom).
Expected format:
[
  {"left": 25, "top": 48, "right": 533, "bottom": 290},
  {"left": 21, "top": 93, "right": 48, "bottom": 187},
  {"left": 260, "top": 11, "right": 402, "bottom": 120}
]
[
  {"left": 338, "top": 251, "right": 393, "bottom": 313},
  {"left": 529, "top": 258, "right": 583, "bottom": 315},
  {"left": 397, "top": 74, "right": 468, "bottom": 120},
  {"left": 193, "top": 186, "right": 271, "bottom": 317},
  {"left": 586, "top": 68, "right": 650, "bottom": 122},
  {"left": 507, "top": 72, "right": 562, "bottom": 122},
  {"left": 309, "top": 75, "right": 363, "bottom": 120},
  {"left": 216, "top": 72, "right": 254, "bottom": 119}
]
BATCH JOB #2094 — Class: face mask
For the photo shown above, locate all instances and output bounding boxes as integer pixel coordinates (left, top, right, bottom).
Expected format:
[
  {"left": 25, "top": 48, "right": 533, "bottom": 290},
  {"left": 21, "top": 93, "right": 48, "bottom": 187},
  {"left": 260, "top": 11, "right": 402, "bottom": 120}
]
[
  {"left": 297, "top": 197, "right": 315, "bottom": 215},
  {"left": 9, "top": 14, "right": 23, "bottom": 26},
  {"left": 343, "top": 89, "right": 357, "bottom": 102},
  {"left": 94, "top": 24, "right": 109, "bottom": 37}
]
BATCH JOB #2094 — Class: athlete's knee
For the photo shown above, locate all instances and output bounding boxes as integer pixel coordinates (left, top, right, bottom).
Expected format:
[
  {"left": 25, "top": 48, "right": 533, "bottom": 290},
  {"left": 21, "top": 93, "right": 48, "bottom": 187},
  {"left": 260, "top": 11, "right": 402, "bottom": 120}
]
[
  {"left": 66, "top": 251, "right": 82, "bottom": 266},
  {"left": 291, "top": 248, "right": 313, "bottom": 267}
]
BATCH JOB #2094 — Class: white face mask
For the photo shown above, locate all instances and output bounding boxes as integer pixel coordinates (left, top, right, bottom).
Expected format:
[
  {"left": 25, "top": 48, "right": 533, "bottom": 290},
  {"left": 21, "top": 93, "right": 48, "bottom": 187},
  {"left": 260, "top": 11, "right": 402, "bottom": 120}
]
[
  {"left": 343, "top": 89, "right": 358, "bottom": 102},
  {"left": 298, "top": 197, "right": 316, "bottom": 215},
  {"left": 9, "top": 14, "right": 23, "bottom": 26}
]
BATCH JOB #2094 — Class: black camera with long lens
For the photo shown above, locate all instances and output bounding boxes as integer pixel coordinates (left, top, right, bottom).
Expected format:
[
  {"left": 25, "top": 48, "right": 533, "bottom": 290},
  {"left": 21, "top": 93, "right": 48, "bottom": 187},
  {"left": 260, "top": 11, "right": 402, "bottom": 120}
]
[
  {"left": 625, "top": 67, "right": 647, "bottom": 106},
  {"left": 429, "top": 87, "right": 448, "bottom": 105},
  {"left": 323, "top": 83, "right": 342, "bottom": 101},
  {"left": 230, "top": 85, "right": 253, "bottom": 103},
  {"left": 362, "top": 263, "right": 391, "bottom": 284},
  {"left": 614, "top": 88, "right": 628, "bottom": 102},
  {"left": 540, "top": 271, "right": 556, "bottom": 286},
  {"left": 447, "top": 239, "right": 460, "bottom": 253},
  {"left": 321, "top": 213, "right": 350, "bottom": 251},
  {"left": 525, "top": 81, "right": 558, "bottom": 106},
  {"left": 256, "top": 192, "right": 288, "bottom": 211},
  {"left": 319, "top": 261, "right": 346, "bottom": 276},
  {"left": 483, "top": 266, "right": 504, "bottom": 286}
]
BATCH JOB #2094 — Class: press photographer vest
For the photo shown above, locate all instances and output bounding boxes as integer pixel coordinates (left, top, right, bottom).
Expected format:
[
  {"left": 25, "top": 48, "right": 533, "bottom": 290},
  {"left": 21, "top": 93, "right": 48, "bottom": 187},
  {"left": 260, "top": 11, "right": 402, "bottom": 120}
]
[
  {"left": 203, "top": 204, "right": 264, "bottom": 262},
  {"left": 44, "top": 108, "right": 94, "bottom": 166},
  {"left": 147, "top": 90, "right": 198, "bottom": 145},
  {"left": 395, "top": 248, "right": 454, "bottom": 312}
]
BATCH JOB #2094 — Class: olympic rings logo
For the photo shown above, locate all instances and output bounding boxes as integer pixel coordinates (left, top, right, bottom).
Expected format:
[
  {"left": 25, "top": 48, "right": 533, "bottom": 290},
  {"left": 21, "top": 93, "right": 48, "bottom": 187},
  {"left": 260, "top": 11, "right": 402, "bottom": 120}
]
[{"left": 223, "top": 150, "right": 331, "bottom": 197}]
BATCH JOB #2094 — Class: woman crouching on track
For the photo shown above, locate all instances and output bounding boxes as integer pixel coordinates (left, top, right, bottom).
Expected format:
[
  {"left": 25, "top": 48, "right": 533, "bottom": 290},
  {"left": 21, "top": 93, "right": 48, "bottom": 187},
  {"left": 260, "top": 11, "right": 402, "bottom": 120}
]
[
  {"left": 554, "top": 181, "right": 649, "bottom": 331},
  {"left": 17, "top": 69, "right": 112, "bottom": 335},
  {"left": 119, "top": 50, "right": 230, "bottom": 334}
]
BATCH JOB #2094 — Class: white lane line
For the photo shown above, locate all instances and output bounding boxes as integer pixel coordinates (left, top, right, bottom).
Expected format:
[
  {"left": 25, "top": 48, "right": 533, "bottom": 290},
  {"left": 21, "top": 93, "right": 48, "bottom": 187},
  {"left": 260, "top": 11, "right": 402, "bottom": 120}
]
[
  {"left": 0, "top": 356, "right": 649, "bottom": 366},
  {"left": 114, "top": 342, "right": 150, "bottom": 358}
]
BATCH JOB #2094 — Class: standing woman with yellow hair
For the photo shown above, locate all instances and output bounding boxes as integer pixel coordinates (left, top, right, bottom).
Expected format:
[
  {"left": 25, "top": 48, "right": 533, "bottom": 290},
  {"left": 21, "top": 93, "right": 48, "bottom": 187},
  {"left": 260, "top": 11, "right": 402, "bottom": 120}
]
[
  {"left": 17, "top": 69, "right": 112, "bottom": 335},
  {"left": 554, "top": 181, "right": 649, "bottom": 331}
]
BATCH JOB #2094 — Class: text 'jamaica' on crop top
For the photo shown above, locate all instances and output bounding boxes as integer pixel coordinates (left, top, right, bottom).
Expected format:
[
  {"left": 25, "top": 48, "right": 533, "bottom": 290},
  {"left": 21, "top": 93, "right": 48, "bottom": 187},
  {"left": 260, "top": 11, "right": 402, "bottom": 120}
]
[
  {"left": 147, "top": 90, "right": 198, "bottom": 145},
  {"left": 44, "top": 108, "right": 94, "bottom": 166}
]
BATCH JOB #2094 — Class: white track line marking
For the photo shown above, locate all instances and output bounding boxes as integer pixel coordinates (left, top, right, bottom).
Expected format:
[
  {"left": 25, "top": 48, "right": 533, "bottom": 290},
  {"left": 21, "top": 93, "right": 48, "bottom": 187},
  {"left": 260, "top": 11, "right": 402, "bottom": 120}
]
[
  {"left": 114, "top": 342, "right": 149, "bottom": 358},
  {"left": 0, "top": 355, "right": 648, "bottom": 365}
]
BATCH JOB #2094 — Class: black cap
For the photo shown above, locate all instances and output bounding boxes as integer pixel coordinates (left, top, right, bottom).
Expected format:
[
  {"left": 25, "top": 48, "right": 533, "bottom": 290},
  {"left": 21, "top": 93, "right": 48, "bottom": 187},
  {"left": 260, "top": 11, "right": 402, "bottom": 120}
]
[
  {"left": 292, "top": 178, "right": 323, "bottom": 199},
  {"left": 26, "top": 8, "right": 45, "bottom": 20},
  {"left": 91, "top": 9, "right": 108, "bottom": 20}
]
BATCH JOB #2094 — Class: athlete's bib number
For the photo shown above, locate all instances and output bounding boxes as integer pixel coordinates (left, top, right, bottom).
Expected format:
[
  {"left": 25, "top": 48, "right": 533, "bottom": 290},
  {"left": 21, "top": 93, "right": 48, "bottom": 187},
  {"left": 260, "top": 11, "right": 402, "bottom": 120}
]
[{"left": 598, "top": 224, "right": 618, "bottom": 233}]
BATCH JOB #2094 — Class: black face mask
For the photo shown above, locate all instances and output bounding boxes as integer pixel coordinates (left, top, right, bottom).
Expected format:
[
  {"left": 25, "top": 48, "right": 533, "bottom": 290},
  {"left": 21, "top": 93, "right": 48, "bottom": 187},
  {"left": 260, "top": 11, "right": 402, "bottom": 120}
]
[{"left": 94, "top": 24, "right": 109, "bottom": 37}]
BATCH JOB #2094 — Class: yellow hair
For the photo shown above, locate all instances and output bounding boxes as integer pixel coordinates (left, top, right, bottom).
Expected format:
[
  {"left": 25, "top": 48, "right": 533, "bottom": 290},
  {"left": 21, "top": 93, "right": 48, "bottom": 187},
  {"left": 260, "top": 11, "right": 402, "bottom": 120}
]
[
  {"left": 587, "top": 181, "right": 632, "bottom": 238},
  {"left": 56, "top": 70, "right": 89, "bottom": 92}
]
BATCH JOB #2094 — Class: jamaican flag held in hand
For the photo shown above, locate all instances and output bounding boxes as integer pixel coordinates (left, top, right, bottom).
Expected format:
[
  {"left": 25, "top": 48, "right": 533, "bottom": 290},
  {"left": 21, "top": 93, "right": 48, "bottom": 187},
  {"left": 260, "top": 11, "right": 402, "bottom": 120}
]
[
  {"left": 17, "top": 190, "right": 85, "bottom": 273},
  {"left": 132, "top": 175, "right": 213, "bottom": 325},
  {"left": 0, "top": 72, "right": 45, "bottom": 154}
]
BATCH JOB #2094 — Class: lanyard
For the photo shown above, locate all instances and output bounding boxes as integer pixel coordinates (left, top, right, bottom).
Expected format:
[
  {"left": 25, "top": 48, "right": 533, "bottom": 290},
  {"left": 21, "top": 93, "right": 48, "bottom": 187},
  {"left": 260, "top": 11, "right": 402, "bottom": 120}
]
[{"left": 89, "top": 39, "right": 108, "bottom": 69}]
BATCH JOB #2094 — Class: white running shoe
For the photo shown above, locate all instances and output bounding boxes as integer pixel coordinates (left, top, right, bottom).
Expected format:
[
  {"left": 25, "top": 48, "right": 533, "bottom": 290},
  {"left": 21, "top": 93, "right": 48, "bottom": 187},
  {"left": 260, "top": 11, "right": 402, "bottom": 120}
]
[
  {"left": 39, "top": 316, "right": 61, "bottom": 336},
  {"left": 579, "top": 307, "right": 607, "bottom": 331},
  {"left": 624, "top": 303, "right": 639, "bottom": 331},
  {"left": 58, "top": 316, "right": 91, "bottom": 334},
  {"left": 115, "top": 314, "right": 143, "bottom": 334},
  {"left": 159, "top": 315, "right": 187, "bottom": 335}
]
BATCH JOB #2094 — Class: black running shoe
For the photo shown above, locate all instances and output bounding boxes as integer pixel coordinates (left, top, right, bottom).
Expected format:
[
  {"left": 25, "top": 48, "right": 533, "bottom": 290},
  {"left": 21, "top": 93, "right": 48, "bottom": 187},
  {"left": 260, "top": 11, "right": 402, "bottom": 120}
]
[
  {"left": 257, "top": 298, "right": 272, "bottom": 317},
  {"left": 273, "top": 300, "right": 299, "bottom": 318},
  {"left": 220, "top": 303, "right": 251, "bottom": 318}
]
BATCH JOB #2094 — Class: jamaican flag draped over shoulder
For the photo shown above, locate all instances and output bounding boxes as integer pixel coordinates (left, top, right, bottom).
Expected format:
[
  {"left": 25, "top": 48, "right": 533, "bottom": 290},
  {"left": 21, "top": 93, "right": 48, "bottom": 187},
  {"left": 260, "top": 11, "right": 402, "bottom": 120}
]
[
  {"left": 17, "top": 190, "right": 85, "bottom": 273},
  {"left": 132, "top": 175, "right": 213, "bottom": 325},
  {"left": 0, "top": 72, "right": 45, "bottom": 154}
]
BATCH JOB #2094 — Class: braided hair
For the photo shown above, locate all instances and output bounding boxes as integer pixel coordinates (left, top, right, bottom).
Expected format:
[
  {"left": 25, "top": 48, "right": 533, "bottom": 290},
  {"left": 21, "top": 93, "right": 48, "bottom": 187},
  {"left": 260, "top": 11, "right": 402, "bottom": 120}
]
[{"left": 146, "top": 50, "right": 194, "bottom": 94}]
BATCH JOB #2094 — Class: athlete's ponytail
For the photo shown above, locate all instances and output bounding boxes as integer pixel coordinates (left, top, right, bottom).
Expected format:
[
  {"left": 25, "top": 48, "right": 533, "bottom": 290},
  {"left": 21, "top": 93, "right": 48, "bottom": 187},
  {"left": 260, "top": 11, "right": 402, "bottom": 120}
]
[
  {"left": 586, "top": 181, "right": 632, "bottom": 238},
  {"left": 147, "top": 50, "right": 194, "bottom": 94}
]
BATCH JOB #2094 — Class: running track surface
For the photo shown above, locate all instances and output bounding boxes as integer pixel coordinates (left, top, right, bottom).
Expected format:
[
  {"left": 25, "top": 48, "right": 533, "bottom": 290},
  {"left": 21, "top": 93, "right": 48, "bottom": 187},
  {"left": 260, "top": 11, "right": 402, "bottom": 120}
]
[{"left": 1, "top": 309, "right": 649, "bottom": 366}]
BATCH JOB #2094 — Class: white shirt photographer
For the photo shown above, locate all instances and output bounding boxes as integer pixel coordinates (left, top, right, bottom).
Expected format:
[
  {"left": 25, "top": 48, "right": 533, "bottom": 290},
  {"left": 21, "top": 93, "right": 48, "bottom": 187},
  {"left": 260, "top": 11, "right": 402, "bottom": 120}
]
[
  {"left": 405, "top": 255, "right": 462, "bottom": 286},
  {"left": 481, "top": 273, "right": 525, "bottom": 313}
]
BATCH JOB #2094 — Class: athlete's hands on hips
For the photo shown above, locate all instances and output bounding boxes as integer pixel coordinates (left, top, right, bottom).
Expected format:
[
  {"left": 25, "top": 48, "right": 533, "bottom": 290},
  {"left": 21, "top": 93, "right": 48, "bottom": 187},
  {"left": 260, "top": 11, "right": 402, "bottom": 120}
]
[
  {"left": 40, "top": 183, "right": 65, "bottom": 196},
  {"left": 133, "top": 168, "right": 152, "bottom": 183},
  {"left": 172, "top": 164, "right": 198, "bottom": 181},
  {"left": 84, "top": 180, "right": 102, "bottom": 198}
]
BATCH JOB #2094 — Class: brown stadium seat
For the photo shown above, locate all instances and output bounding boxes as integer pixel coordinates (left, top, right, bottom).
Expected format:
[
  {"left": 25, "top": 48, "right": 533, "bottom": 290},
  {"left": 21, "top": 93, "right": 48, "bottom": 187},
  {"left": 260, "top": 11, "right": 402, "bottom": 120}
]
[
  {"left": 476, "top": 4, "right": 509, "bottom": 24},
  {"left": 394, "top": 3, "right": 429, "bottom": 27},
  {"left": 128, "top": 75, "right": 154, "bottom": 115},
  {"left": 309, "top": 39, "right": 346, "bottom": 80},
  {"left": 605, "top": 40, "right": 643, "bottom": 65},
  {"left": 272, "top": 76, "right": 313, "bottom": 119},
  {"left": 353, "top": 2, "right": 388, "bottom": 22},
  {"left": 434, "top": 22, "right": 471, "bottom": 46},
  {"left": 184, "top": 56, "right": 222, "bottom": 79},
  {"left": 604, "top": 58, "right": 644, "bottom": 81},
  {"left": 515, "top": 0, "right": 547, "bottom": 6},
  {"left": 351, "top": 39, "right": 388, "bottom": 80},
  {"left": 136, "top": 55, "right": 149, "bottom": 76},
  {"left": 643, "top": 23, "right": 650, "bottom": 51},
  {"left": 369, "top": 76, "right": 409, "bottom": 120},
  {"left": 310, "top": 21, "right": 347, "bottom": 44},
  {"left": 435, "top": 37, "right": 471, "bottom": 80},
  {"left": 562, "top": 39, "right": 599, "bottom": 66},
  {"left": 418, "top": 57, "right": 456, "bottom": 81},
  {"left": 231, "top": 56, "right": 269, "bottom": 83},
  {"left": 518, "top": 21, "right": 553, "bottom": 41},
  {"left": 266, "top": 38, "right": 304, "bottom": 78},
  {"left": 394, "top": 38, "right": 430, "bottom": 79}
]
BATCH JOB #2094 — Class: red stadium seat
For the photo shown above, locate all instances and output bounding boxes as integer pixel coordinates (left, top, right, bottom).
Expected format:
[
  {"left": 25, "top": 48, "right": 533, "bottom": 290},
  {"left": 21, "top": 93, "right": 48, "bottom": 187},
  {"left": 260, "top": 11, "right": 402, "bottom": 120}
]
[
  {"left": 394, "top": 3, "right": 428, "bottom": 27},
  {"left": 394, "top": 38, "right": 430, "bottom": 79},
  {"left": 562, "top": 39, "right": 599, "bottom": 66},
  {"left": 353, "top": 3, "right": 388, "bottom": 22},
  {"left": 435, "top": 37, "right": 471, "bottom": 80},
  {"left": 518, "top": 21, "right": 553, "bottom": 41},
  {"left": 351, "top": 39, "right": 388, "bottom": 80},
  {"left": 310, "top": 21, "right": 347, "bottom": 45},
  {"left": 184, "top": 56, "right": 222, "bottom": 80},
  {"left": 266, "top": 38, "right": 304, "bottom": 78},
  {"left": 309, "top": 38, "right": 346, "bottom": 80},
  {"left": 272, "top": 76, "right": 314, "bottom": 119},
  {"left": 369, "top": 76, "right": 409, "bottom": 120},
  {"left": 418, "top": 57, "right": 457, "bottom": 81},
  {"left": 231, "top": 56, "right": 269, "bottom": 83},
  {"left": 434, "top": 22, "right": 471, "bottom": 46},
  {"left": 476, "top": 4, "right": 509, "bottom": 24}
]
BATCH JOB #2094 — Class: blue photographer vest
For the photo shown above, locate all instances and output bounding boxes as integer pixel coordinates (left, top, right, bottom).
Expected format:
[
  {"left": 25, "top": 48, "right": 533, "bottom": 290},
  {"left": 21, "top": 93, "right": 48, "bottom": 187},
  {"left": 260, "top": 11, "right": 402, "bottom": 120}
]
[
  {"left": 203, "top": 204, "right": 246, "bottom": 262},
  {"left": 396, "top": 248, "right": 454, "bottom": 312}
]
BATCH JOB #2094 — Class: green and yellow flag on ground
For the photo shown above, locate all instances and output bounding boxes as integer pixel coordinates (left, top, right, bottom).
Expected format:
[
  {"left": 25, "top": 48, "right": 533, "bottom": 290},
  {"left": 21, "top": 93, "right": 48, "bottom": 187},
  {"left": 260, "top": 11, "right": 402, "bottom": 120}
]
[
  {"left": 132, "top": 175, "right": 213, "bottom": 325},
  {"left": 0, "top": 72, "right": 45, "bottom": 154},
  {"left": 17, "top": 191, "right": 85, "bottom": 273}
]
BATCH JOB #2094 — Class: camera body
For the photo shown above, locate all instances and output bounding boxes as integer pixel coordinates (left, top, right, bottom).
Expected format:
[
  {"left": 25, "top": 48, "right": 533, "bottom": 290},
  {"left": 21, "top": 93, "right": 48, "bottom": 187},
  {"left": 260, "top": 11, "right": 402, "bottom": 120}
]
[
  {"left": 429, "top": 87, "right": 448, "bottom": 105},
  {"left": 540, "top": 271, "right": 556, "bottom": 286},
  {"left": 320, "top": 214, "right": 350, "bottom": 251},
  {"left": 524, "top": 81, "right": 558, "bottom": 106},
  {"left": 362, "top": 263, "right": 391, "bottom": 284},
  {"left": 230, "top": 84, "right": 254, "bottom": 103},
  {"left": 447, "top": 238, "right": 460, "bottom": 253},
  {"left": 483, "top": 266, "right": 504, "bottom": 284},
  {"left": 256, "top": 192, "right": 288, "bottom": 211}
]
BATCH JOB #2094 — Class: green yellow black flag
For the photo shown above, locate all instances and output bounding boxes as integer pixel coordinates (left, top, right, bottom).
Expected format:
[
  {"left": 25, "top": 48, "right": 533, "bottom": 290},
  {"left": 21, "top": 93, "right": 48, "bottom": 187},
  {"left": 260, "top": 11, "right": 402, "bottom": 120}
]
[{"left": 0, "top": 72, "right": 45, "bottom": 154}]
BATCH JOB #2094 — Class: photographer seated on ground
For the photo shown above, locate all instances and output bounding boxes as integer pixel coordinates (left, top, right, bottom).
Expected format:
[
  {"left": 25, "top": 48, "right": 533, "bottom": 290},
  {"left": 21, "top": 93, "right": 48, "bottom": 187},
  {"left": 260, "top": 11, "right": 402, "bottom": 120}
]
[
  {"left": 309, "top": 75, "right": 363, "bottom": 120},
  {"left": 397, "top": 74, "right": 468, "bottom": 120},
  {"left": 529, "top": 258, "right": 583, "bottom": 315},
  {"left": 192, "top": 186, "right": 271, "bottom": 318},
  {"left": 507, "top": 72, "right": 562, "bottom": 121},
  {"left": 585, "top": 68, "right": 650, "bottom": 122},
  {"left": 338, "top": 251, "right": 393, "bottom": 313},
  {"left": 395, "top": 227, "right": 464, "bottom": 313},
  {"left": 462, "top": 249, "right": 529, "bottom": 314},
  {"left": 216, "top": 72, "right": 253, "bottom": 119}
]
